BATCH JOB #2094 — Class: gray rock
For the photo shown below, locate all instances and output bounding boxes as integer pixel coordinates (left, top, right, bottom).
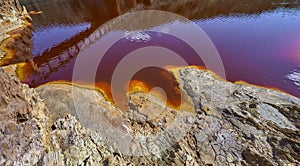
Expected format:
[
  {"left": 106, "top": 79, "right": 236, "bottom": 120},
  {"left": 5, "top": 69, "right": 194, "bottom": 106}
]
[
  {"left": 0, "top": 70, "right": 49, "bottom": 166},
  {"left": 179, "top": 67, "right": 300, "bottom": 165},
  {"left": 0, "top": 66, "right": 299, "bottom": 165},
  {"left": 0, "top": 1, "right": 299, "bottom": 163},
  {"left": 29, "top": 67, "right": 299, "bottom": 166}
]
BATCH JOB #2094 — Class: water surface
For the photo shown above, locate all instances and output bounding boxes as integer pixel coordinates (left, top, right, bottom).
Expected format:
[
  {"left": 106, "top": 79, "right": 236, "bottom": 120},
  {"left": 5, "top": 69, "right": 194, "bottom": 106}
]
[{"left": 19, "top": 0, "right": 300, "bottom": 102}]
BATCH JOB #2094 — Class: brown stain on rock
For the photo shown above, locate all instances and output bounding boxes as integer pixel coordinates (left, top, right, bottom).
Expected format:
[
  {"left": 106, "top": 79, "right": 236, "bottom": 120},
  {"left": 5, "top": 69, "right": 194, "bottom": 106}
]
[
  {"left": 19, "top": 64, "right": 193, "bottom": 111},
  {"left": 130, "top": 66, "right": 182, "bottom": 108},
  {"left": 94, "top": 66, "right": 186, "bottom": 110},
  {"left": 0, "top": 20, "right": 33, "bottom": 67}
]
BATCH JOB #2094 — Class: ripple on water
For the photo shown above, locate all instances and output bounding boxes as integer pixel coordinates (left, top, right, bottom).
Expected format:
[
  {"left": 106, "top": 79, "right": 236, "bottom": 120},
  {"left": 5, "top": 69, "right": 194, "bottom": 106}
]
[
  {"left": 286, "top": 68, "right": 300, "bottom": 88},
  {"left": 124, "top": 31, "right": 151, "bottom": 43}
]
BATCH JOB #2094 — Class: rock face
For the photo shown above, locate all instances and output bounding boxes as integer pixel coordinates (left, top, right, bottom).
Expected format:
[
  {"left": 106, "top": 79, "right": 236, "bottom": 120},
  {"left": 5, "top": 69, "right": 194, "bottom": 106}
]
[
  {"left": 0, "top": 65, "right": 299, "bottom": 165},
  {"left": 0, "top": 0, "right": 33, "bottom": 66},
  {"left": 0, "top": 69, "right": 49, "bottom": 165},
  {"left": 33, "top": 67, "right": 300, "bottom": 166},
  {"left": 0, "top": 0, "right": 27, "bottom": 41},
  {"left": 178, "top": 68, "right": 300, "bottom": 165}
]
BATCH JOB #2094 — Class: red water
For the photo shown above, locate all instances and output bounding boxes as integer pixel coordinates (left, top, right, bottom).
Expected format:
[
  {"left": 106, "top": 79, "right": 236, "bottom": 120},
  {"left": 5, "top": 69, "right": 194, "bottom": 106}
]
[{"left": 18, "top": 0, "right": 300, "bottom": 105}]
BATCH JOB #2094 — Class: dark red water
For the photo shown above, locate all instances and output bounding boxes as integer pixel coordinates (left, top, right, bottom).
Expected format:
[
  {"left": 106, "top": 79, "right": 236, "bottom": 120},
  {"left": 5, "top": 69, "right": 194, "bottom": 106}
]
[{"left": 18, "top": 0, "right": 300, "bottom": 105}]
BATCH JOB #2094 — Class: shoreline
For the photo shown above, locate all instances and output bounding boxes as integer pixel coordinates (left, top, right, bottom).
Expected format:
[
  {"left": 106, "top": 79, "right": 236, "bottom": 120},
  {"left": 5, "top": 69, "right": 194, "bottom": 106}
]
[
  {"left": 0, "top": 0, "right": 299, "bottom": 165},
  {"left": 15, "top": 64, "right": 300, "bottom": 105},
  {"left": 0, "top": 0, "right": 33, "bottom": 67}
]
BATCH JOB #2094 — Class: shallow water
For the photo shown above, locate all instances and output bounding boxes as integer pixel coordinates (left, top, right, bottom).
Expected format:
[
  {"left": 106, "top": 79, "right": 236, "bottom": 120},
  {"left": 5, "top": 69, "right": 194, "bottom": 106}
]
[{"left": 19, "top": 0, "right": 300, "bottom": 102}]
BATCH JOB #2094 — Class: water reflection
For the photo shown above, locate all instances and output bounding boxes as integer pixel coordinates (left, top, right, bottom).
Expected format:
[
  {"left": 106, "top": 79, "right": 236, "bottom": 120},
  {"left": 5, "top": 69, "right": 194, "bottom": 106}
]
[
  {"left": 21, "top": 0, "right": 120, "bottom": 57},
  {"left": 18, "top": 0, "right": 300, "bottom": 99},
  {"left": 67, "top": 11, "right": 215, "bottom": 109},
  {"left": 33, "top": 23, "right": 91, "bottom": 55},
  {"left": 142, "top": 0, "right": 300, "bottom": 19}
]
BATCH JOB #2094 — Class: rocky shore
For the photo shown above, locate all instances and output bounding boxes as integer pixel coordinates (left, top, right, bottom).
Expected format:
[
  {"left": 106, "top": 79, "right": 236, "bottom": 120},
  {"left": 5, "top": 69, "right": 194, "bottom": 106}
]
[
  {"left": 0, "top": 0, "right": 33, "bottom": 67},
  {"left": 0, "top": 0, "right": 299, "bottom": 166},
  {"left": 1, "top": 66, "right": 300, "bottom": 165}
]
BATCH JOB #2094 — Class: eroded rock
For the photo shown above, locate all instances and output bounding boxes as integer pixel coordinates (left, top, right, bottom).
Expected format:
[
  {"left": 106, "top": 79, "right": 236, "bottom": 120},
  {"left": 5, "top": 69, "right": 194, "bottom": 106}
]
[
  {"left": 0, "top": 69, "right": 49, "bottom": 165},
  {"left": 31, "top": 67, "right": 300, "bottom": 165},
  {"left": 1, "top": 0, "right": 298, "bottom": 165},
  {"left": 0, "top": 66, "right": 299, "bottom": 165},
  {"left": 179, "top": 67, "right": 300, "bottom": 165},
  {"left": 0, "top": 0, "right": 33, "bottom": 66}
]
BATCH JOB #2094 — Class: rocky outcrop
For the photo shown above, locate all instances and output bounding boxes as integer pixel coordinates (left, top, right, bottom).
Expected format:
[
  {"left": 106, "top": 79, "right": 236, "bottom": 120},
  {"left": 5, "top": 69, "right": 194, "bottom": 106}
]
[
  {"left": 0, "top": 0, "right": 33, "bottom": 66},
  {"left": 33, "top": 67, "right": 300, "bottom": 165},
  {"left": 0, "top": 0, "right": 299, "bottom": 165},
  {"left": 0, "top": 69, "right": 49, "bottom": 165},
  {"left": 0, "top": 0, "right": 27, "bottom": 41},
  {"left": 0, "top": 64, "right": 299, "bottom": 165},
  {"left": 178, "top": 68, "right": 300, "bottom": 165}
]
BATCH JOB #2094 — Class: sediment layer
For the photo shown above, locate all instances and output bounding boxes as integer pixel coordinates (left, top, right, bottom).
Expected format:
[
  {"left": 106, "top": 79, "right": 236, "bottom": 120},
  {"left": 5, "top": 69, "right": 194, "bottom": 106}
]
[{"left": 0, "top": 0, "right": 33, "bottom": 67}]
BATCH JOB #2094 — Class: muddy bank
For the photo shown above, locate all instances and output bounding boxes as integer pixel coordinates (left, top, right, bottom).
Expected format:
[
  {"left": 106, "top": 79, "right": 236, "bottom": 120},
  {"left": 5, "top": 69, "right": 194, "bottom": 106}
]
[{"left": 0, "top": 0, "right": 33, "bottom": 67}]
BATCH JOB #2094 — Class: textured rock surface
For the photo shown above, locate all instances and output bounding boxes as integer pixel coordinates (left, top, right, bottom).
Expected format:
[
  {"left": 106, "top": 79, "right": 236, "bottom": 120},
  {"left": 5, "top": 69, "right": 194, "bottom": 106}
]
[
  {"left": 0, "top": 0, "right": 33, "bottom": 66},
  {"left": 178, "top": 67, "right": 300, "bottom": 165},
  {"left": 0, "top": 1, "right": 299, "bottom": 165},
  {"left": 33, "top": 67, "right": 300, "bottom": 166},
  {"left": 0, "top": 69, "right": 49, "bottom": 165},
  {"left": 0, "top": 0, "right": 28, "bottom": 41},
  {"left": 0, "top": 66, "right": 299, "bottom": 165}
]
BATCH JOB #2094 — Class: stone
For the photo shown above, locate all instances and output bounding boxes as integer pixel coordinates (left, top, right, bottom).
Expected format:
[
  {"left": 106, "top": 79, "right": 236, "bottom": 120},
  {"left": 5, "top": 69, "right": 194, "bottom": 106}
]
[
  {"left": 0, "top": 0, "right": 33, "bottom": 67},
  {"left": 31, "top": 67, "right": 300, "bottom": 165},
  {"left": 0, "top": 70, "right": 49, "bottom": 165}
]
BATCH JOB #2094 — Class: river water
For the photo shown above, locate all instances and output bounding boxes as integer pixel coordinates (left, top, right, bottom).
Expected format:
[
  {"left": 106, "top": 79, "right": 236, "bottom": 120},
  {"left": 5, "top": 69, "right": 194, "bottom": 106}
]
[{"left": 19, "top": 0, "right": 300, "bottom": 102}]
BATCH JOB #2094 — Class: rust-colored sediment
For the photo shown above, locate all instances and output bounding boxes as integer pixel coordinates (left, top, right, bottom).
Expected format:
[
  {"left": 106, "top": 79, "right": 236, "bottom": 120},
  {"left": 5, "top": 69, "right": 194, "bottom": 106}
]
[
  {"left": 0, "top": 20, "right": 33, "bottom": 66},
  {"left": 17, "top": 62, "right": 296, "bottom": 111},
  {"left": 129, "top": 67, "right": 182, "bottom": 108},
  {"left": 95, "top": 66, "right": 191, "bottom": 110},
  {"left": 22, "top": 65, "right": 195, "bottom": 111},
  {"left": 234, "top": 80, "right": 292, "bottom": 96},
  {"left": 28, "top": 11, "right": 43, "bottom": 15},
  {"left": 191, "top": 65, "right": 294, "bottom": 97}
]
